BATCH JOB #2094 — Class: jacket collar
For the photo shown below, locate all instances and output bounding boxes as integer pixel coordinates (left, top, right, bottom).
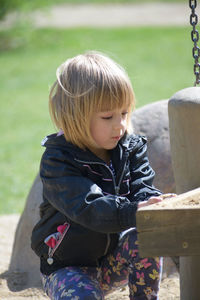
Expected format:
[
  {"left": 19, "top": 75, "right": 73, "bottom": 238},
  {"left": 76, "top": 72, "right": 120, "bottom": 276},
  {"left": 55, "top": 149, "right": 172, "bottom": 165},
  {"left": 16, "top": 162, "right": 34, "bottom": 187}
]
[{"left": 41, "top": 132, "right": 140, "bottom": 163}]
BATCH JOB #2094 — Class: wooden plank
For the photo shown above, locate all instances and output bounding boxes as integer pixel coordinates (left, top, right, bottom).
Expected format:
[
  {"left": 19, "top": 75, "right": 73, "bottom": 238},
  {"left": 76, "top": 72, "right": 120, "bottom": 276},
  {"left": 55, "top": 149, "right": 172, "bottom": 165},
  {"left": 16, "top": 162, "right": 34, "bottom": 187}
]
[{"left": 136, "top": 188, "right": 200, "bottom": 257}]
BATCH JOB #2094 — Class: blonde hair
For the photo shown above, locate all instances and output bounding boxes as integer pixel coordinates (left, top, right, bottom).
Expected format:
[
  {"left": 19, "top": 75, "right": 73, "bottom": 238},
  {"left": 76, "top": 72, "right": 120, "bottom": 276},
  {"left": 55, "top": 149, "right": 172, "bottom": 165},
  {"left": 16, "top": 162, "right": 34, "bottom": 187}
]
[{"left": 49, "top": 51, "right": 135, "bottom": 149}]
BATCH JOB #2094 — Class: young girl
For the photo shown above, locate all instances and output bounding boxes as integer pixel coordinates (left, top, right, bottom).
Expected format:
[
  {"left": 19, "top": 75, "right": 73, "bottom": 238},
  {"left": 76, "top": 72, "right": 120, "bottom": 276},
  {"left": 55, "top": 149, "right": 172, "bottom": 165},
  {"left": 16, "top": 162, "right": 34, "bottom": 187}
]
[{"left": 31, "top": 51, "right": 163, "bottom": 300}]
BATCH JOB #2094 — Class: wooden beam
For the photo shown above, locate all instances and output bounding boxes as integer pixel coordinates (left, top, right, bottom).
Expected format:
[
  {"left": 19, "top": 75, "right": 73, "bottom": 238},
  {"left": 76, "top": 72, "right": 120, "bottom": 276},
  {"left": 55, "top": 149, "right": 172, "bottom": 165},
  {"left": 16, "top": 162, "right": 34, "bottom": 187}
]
[
  {"left": 136, "top": 188, "right": 200, "bottom": 257},
  {"left": 168, "top": 89, "right": 200, "bottom": 300}
]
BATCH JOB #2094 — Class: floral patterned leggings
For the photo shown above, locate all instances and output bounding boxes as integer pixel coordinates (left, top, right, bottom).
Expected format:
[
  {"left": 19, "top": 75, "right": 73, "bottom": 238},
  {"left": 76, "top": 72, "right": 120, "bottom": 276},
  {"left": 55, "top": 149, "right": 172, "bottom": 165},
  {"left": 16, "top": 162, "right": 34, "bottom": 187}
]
[{"left": 41, "top": 228, "right": 162, "bottom": 300}]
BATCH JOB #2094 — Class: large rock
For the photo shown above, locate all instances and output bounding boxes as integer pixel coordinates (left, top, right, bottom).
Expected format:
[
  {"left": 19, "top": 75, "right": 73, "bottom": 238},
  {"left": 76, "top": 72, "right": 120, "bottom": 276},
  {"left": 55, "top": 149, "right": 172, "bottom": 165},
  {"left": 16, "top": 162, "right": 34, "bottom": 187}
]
[
  {"left": 132, "top": 99, "right": 175, "bottom": 193},
  {"left": 8, "top": 174, "right": 42, "bottom": 289},
  {"left": 8, "top": 99, "right": 175, "bottom": 289}
]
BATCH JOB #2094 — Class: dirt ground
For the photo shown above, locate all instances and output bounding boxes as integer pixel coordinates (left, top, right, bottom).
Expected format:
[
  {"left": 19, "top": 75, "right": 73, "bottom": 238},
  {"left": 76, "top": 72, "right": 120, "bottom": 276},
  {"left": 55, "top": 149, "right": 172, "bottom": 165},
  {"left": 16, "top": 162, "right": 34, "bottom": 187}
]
[
  {"left": 0, "top": 215, "right": 180, "bottom": 299},
  {"left": 0, "top": 2, "right": 193, "bottom": 29}
]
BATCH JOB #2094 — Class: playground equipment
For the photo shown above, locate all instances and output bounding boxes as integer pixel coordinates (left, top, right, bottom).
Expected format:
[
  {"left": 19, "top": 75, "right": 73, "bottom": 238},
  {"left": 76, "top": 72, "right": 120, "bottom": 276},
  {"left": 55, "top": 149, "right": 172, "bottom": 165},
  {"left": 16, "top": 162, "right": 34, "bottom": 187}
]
[{"left": 137, "top": 1, "right": 200, "bottom": 299}]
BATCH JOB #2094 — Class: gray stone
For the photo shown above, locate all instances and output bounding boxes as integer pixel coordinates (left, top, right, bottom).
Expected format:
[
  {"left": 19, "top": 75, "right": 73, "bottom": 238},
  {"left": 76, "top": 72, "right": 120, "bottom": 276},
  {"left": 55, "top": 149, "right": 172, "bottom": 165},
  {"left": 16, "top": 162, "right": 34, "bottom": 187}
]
[
  {"left": 9, "top": 174, "right": 42, "bottom": 288},
  {"left": 9, "top": 99, "right": 175, "bottom": 288},
  {"left": 132, "top": 99, "right": 175, "bottom": 193}
]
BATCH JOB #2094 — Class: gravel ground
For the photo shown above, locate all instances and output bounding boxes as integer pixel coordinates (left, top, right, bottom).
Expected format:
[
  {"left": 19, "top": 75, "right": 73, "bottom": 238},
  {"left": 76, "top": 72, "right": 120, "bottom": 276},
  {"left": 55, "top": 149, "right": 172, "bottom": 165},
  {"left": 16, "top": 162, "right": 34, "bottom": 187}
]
[{"left": 0, "top": 2, "right": 195, "bottom": 29}]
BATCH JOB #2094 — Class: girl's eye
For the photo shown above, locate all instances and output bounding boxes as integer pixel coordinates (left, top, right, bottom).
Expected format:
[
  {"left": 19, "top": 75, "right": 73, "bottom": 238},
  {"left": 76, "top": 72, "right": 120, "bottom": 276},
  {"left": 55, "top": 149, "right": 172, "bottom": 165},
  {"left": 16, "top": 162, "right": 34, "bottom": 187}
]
[
  {"left": 101, "top": 116, "right": 112, "bottom": 120},
  {"left": 122, "top": 112, "right": 128, "bottom": 117}
]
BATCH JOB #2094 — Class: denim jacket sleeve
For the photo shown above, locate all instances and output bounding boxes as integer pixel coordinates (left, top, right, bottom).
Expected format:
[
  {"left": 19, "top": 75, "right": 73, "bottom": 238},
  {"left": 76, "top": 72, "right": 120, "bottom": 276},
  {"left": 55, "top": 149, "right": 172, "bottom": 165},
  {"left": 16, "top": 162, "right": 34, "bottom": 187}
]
[
  {"left": 40, "top": 148, "right": 138, "bottom": 233},
  {"left": 128, "top": 136, "right": 161, "bottom": 203}
]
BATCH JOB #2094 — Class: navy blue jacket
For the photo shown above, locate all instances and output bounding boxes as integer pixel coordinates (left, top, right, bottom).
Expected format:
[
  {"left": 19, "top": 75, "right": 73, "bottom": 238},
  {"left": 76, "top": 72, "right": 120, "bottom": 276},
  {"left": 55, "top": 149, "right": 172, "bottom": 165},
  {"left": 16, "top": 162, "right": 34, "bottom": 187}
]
[{"left": 31, "top": 133, "right": 161, "bottom": 275}]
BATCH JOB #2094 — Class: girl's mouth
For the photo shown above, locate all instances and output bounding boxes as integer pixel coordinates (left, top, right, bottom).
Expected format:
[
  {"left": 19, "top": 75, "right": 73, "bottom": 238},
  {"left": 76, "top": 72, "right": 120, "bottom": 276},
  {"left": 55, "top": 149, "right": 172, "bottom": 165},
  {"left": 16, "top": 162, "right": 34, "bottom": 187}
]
[{"left": 112, "top": 136, "right": 121, "bottom": 140}]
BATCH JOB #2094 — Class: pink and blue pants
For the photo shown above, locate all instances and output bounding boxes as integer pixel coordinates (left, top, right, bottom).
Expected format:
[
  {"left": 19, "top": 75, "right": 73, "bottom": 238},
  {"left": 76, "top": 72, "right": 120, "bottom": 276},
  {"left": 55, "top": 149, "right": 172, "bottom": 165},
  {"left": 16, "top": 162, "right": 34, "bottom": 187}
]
[{"left": 41, "top": 228, "right": 162, "bottom": 300}]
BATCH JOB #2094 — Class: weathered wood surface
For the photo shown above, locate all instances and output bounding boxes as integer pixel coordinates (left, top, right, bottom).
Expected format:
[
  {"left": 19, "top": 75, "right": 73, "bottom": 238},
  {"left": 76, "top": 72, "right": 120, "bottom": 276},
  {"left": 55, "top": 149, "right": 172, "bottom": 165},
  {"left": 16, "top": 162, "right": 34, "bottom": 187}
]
[
  {"left": 168, "top": 87, "right": 200, "bottom": 300},
  {"left": 136, "top": 188, "right": 200, "bottom": 257}
]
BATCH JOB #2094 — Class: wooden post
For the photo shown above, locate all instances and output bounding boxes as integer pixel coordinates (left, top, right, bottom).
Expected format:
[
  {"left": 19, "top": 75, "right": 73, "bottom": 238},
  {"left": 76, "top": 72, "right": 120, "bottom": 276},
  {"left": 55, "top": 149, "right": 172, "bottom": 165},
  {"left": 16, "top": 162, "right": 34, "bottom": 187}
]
[
  {"left": 137, "top": 188, "right": 200, "bottom": 258},
  {"left": 168, "top": 87, "right": 200, "bottom": 300}
]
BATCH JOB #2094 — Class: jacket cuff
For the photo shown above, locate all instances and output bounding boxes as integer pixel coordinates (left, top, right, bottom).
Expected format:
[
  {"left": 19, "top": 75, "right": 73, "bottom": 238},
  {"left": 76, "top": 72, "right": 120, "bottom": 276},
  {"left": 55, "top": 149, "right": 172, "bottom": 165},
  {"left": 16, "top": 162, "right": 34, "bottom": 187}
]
[{"left": 118, "top": 202, "right": 138, "bottom": 229}]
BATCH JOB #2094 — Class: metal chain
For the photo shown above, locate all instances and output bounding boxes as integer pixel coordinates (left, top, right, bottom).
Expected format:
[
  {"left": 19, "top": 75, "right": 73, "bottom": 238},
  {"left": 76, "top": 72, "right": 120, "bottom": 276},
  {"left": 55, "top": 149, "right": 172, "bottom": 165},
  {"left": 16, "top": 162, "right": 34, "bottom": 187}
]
[{"left": 189, "top": 0, "right": 200, "bottom": 86}]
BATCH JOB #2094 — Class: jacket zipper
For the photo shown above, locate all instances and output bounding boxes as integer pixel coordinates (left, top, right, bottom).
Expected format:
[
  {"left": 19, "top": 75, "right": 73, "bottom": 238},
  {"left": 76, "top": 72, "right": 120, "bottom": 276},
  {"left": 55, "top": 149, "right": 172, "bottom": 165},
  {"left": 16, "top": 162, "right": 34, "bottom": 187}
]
[
  {"left": 74, "top": 159, "right": 124, "bottom": 196},
  {"left": 47, "top": 223, "right": 70, "bottom": 265},
  {"left": 115, "top": 156, "right": 128, "bottom": 195},
  {"left": 74, "top": 158, "right": 128, "bottom": 256}
]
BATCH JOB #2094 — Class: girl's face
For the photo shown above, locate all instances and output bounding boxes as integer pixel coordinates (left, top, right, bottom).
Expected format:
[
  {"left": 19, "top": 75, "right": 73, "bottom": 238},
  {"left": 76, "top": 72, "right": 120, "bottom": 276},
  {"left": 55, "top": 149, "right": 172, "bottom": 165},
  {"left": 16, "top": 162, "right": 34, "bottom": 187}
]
[{"left": 89, "top": 106, "right": 129, "bottom": 160}]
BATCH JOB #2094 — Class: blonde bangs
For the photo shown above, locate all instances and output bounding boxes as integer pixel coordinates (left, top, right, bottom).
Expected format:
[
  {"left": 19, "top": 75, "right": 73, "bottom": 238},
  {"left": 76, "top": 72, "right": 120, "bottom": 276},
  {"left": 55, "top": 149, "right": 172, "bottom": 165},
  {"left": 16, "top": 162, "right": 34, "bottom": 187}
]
[
  {"left": 86, "top": 54, "right": 135, "bottom": 113},
  {"left": 93, "top": 81, "right": 134, "bottom": 113}
]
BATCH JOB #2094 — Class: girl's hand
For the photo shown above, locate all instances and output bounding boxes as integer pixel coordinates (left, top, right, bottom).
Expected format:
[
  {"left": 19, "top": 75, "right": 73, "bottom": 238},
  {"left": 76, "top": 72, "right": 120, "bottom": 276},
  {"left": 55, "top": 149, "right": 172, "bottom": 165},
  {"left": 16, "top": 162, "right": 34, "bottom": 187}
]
[
  {"left": 137, "top": 193, "right": 177, "bottom": 209},
  {"left": 137, "top": 196, "right": 162, "bottom": 209}
]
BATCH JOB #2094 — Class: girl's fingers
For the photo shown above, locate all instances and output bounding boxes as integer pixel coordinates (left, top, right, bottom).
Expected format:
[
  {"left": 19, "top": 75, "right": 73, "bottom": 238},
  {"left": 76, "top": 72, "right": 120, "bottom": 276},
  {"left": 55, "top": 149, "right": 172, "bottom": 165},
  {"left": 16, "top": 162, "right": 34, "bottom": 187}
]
[
  {"left": 138, "top": 193, "right": 177, "bottom": 209},
  {"left": 161, "top": 193, "right": 177, "bottom": 200},
  {"left": 147, "top": 197, "right": 162, "bottom": 204}
]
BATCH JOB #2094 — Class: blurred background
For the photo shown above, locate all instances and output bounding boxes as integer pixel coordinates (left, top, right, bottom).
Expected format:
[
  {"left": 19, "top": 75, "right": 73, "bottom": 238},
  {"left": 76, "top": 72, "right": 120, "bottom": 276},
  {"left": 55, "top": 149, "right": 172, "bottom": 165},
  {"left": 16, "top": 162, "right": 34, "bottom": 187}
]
[{"left": 0, "top": 0, "right": 195, "bottom": 214}]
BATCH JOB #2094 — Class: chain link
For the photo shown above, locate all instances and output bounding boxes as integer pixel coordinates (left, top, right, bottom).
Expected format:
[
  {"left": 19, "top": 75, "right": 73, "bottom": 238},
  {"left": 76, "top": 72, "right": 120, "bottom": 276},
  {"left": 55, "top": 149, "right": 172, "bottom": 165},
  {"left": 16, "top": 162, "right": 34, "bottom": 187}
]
[{"left": 189, "top": 0, "right": 200, "bottom": 86}]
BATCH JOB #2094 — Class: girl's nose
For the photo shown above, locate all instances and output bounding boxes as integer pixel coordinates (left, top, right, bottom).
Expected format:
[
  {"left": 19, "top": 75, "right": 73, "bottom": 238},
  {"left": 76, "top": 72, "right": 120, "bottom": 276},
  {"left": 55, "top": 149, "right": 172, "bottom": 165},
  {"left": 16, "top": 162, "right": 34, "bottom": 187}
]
[{"left": 113, "top": 116, "right": 125, "bottom": 130}]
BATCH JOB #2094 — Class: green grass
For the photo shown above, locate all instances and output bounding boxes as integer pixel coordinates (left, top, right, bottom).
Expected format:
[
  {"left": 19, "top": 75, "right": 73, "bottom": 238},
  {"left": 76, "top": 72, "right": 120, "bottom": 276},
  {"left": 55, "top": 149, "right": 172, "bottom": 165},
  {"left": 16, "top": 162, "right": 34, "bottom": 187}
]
[{"left": 0, "top": 26, "right": 194, "bottom": 214}]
